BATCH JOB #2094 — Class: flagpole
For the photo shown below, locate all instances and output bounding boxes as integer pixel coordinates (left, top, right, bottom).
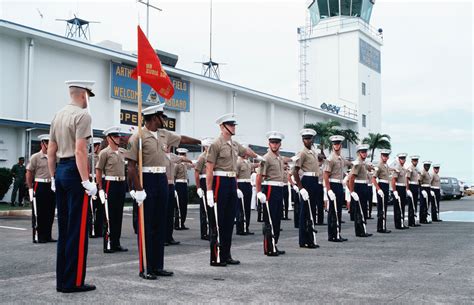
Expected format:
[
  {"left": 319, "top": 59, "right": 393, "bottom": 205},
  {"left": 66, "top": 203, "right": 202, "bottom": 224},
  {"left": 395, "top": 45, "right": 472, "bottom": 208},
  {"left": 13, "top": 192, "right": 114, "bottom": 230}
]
[{"left": 137, "top": 75, "right": 147, "bottom": 273}]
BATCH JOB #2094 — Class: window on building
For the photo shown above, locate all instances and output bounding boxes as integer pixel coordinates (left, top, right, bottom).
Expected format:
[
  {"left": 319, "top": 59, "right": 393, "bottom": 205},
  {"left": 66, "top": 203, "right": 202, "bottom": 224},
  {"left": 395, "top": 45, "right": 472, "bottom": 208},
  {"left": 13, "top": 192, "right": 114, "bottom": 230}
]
[
  {"left": 362, "top": 114, "right": 367, "bottom": 127},
  {"left": 362, "top": 82, "right": 366, "bottom": 95}
]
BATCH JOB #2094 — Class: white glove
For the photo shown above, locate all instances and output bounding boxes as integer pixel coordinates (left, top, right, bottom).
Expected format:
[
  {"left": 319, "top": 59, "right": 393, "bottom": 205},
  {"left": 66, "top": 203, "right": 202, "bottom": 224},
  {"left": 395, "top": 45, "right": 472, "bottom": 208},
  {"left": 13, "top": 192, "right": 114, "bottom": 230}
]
[
  {"left": 50, "top": 177, "right": 56, "bottom": 192},
  {"left": 81, "top": 180, "right": 97, "bottom": 197},
  {"left": 328, "top": 189, "right": 336, "bottom": 201},
  {"left": 422, "top": 190, "right": 428, "bottom": 199},
  {"left": 206, "top": 190, "right": 215, "bottom": 207},
  {"left": 393, "top": 191, "right": 400, "bottom": 200},
  {"left": 135, "top": 190, "right": 147, "bottom": 205},
  {"left": 98, "top": 189, "right": 106, "bottom": 204},
  {"left": 175, "top": 190, "right": 179, "bottom": 198},
  {"left": 407, "top": 190, "right": 413, "bottom": 198},
  {"left": 290, "top": 155, "right": 299, "bottom": 162},
  {"left": 129, "top": 190, "right": 136, "bottom": 200},
  {"left": 28, "top": 188, "right": 34, "bottom": 202},
  {"left": 237, "top": 189, "right": 243, "bottom": 199},
  {"left": 293, "top": 185, "right": 299, "bottom": 193},
  {"left": 255, "top": 155, "right": 265, "bottom": 162},
  {"left": 323, "top": 188, "right": 328, "bottom": 201},
  {"left": 257, "top": 192, "right": 267, "bottom": 203},
  {"left": 196, "top": 188, "right": 204, "bottom": 198},
  {"left": 430, "top": 190, "right": 435, "bottom": 197},
  {"left": 377, "top": 189, "right": 385, "bottom": 198},
  {"left": 351, "top": 192, "right": 360, "bottom": 201},
  {"left": 300, "top": 188, "right": 309, "bottom": 201}
]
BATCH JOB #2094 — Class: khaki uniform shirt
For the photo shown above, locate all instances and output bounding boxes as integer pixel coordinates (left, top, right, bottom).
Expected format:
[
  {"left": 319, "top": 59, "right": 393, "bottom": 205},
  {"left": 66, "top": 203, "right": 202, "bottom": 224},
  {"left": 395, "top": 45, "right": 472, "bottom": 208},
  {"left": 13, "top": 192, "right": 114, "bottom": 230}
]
[
  {"left": 50, "top": 103, "right": 92, "bottom": 158},
  {"left": 96, "top": 147, "right": 126, "bottom": 176},
  {"left": 166, "top": 153, "right": 181, "bottom": 184},
  {"left": 195, "top": 152, "right": 207, "bottom": 175},
  {"left": 26, "top": 152, "right": 51, "bottom": 179},
  {"left": 206, "top": 135, "right": 246, "bottom": 172},
  {"left": 126, "top": 127, "right": 181, "bottom": 166},
  {"left": 323, "top": 152, "right": 351, "bottom": 180},
  {"left": 236, "top": 159, "right": 252, "bottom": 179},
  {"left": 407, "top": 164, "right": 420, "bottom": 183},
  {"left": 431, "top": 172, "right": 440, "bottom": 187},
  {"left": 294, "top": 147, "right": 319, "bottom": 174},
  {"left": 260, "top": 151, "right": 284, "bottom": 183},
  {"left": 175, "top": 161, "right": 191, "bottom": 181},
  {"left": 392, "top": 163, "right": 408, "bottom": 184},
  {"left": 420, "top": 170, "right": 432, "bottom": 185},
  {"left": 374, "top": 161, "right": 390, "bottom": 181},
  {"left": 349, "top": 158, "right": 368, "bottom": 182}
]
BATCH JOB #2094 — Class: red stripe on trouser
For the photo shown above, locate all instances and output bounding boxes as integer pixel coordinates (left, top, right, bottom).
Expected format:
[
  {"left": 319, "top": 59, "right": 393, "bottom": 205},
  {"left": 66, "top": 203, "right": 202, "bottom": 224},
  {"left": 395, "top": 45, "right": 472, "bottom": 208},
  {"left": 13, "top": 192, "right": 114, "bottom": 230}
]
[
  {"left": 33, "top": 182, "right": 38, "bottom": 192},
  {"left": 213, "top": 176, "right": 221, "bottom": 259},
  {"left": 105, "top": 181, "right": 110, "bottom": 194},
  {"left": 138, "top": 210, "right": 143, "bottom": 272},
  {"left": 76, "top": 194, "right": 89, "bottom": 287}
]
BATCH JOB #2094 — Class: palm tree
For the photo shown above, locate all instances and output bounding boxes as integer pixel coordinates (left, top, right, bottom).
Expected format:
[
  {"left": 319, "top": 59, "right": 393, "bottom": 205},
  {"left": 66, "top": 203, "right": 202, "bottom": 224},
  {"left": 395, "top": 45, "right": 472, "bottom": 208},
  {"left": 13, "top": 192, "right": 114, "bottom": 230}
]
[
  {"left": 338, "top": 128, "right": 359, "bottom": 159},
  {"left": 362, "top": 133, "right": 391, "bottom": 162},
  {"left": 304, "top": 120, "right": 341, "bottom": 156}
]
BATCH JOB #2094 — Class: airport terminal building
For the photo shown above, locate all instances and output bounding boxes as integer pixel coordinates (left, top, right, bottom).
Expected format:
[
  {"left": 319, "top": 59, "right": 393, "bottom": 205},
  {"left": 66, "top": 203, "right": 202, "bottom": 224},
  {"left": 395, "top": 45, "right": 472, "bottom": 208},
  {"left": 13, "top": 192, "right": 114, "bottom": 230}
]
[{"left": 0, "top": 2, "right": 382, "bottom": 190}]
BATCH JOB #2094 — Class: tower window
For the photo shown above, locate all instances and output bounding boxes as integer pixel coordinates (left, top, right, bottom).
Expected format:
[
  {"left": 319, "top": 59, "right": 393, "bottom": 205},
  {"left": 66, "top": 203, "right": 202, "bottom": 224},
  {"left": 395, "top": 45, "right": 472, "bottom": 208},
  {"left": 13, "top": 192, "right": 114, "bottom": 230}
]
[
  {"left": 362, "top": 82, "right": 366, "bottom": 95},
  {"left": 362, "top": 114, "right": 367, "bottom": 127}
]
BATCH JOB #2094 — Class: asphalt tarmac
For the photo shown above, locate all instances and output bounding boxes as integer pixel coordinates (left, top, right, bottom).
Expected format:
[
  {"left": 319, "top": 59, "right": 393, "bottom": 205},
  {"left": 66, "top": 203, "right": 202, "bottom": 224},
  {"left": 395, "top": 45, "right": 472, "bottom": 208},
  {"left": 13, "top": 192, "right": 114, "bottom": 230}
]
[{"left": 0, "top": 197, "right": 473, "bottom": 304}]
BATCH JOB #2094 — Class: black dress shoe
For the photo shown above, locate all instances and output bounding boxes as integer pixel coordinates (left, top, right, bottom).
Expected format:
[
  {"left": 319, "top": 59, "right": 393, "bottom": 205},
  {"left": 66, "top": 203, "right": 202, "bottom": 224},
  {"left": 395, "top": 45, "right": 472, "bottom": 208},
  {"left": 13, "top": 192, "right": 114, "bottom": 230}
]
[
  {"left": 56, "top": 288, "right": 62, "bottom": 292},
  {"left": 114, "top": 246, "right": 128, "bottom": 252},
  {"left": 433, "top": 219, "right": 443, "bottom": 222},
  {"left": 104, "top": 249, "right": 115, "bottom": 254},
  {"left": 357, "top": 233, "right": 373, "bottom": 237},
  {"left": 414, "top": 224, "right": 421, "bottom": 227},
  {"left": 180, "top": 226, "right": 189, "bottom": 230},
  {"left": 266, "top": 251, "right": 279, "bottom": 256},
  {"left": 328, "top": 238, "right": 343, "bottom": 242},
  {"left": 38, "top": 239, "right": 48, "bottom": 244},
  {"left": 174, "top": 226, "right": 183, "bottom": 230},
  {"left": 153, "top": 269, "right": 174, "bottom": 276},
  {"left": 246, "top": 231, "right": 255, "bottom": 235},
  {"left": 300, "top": 243, "right": 319, "bottom": 248},
  {"left": 61, "top": 284, "right": 96, "bottom": 293},
  {"left": 341, "top": 220, "right": 346, "bottom": 224},
  {"left": 210, "top": 261, "right": 227, "bottom": 267},
  {"left": 276, "top": 248, "right": 286, "bottom": 255},
  {"left": 367, "top": 216, "right": 374, "bottom": 219},
  {"left": 47, "top": 238, "right": 57, "bottom": 242},
  {"left": 340, "top": 237, "right": 348, "bottom": 242},
  {"left": 168, "top": 240, "right": 180, "bottom": 245},
  {"left": 139, "top": 272, "right": 157, "bottom": 280},
  {"left": 236, "top": 232, "right": 246, "bottom": 236},
  {"left": 226, "top": 258, "right": 240, "bottom": 265},
  {"left": 201, "top": 236, "right": 210, "bottom": 241}
]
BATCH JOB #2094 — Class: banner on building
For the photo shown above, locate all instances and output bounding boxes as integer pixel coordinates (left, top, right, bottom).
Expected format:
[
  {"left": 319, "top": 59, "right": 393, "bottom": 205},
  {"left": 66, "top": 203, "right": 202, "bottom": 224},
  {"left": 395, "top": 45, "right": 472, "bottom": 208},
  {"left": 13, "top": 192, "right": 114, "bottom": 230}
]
[
  {"left": 111, "top": 62, "right": 190, "bottom": 112},
  {"left": 120, "top": 109, "right": 176, "bottom": 132}
]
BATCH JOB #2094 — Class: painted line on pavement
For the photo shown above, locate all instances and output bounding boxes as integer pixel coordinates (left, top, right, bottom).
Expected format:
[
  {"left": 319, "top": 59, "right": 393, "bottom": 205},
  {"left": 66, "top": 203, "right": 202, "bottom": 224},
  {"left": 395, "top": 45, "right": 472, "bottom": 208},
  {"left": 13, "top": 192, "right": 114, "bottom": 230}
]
[{"left": 0, "top": 225, "right": 27, "bottom": 231}]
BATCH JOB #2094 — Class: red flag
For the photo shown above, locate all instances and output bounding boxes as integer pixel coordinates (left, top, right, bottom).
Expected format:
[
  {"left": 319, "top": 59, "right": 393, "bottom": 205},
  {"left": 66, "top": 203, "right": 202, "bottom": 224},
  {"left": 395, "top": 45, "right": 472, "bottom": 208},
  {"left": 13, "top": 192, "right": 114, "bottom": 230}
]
[{"left": 131, "top": 25, "right": 174, "bottom": 99}]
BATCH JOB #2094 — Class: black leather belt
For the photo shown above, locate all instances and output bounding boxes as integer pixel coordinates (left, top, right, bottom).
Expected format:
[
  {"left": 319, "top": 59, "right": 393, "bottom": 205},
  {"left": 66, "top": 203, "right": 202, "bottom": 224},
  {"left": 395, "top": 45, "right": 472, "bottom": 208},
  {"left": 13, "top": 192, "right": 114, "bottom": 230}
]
[{"left": 59, "top": 157, "right": 76, "bottom": 162}]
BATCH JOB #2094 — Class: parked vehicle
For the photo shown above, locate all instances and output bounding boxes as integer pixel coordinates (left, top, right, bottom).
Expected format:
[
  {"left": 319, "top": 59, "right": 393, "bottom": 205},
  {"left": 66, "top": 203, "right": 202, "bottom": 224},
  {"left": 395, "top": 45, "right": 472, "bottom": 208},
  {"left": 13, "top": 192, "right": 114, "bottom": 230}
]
[{"left": 440, "top": 177, "right": 462, "bottom": 200}]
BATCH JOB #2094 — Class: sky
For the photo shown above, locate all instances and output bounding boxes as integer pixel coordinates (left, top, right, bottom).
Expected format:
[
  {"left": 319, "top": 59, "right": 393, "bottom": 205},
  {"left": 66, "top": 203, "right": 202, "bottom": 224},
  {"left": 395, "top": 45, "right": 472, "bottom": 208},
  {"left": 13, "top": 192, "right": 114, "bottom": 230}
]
[{"left": 1, "top": 0, "right": 473, "bottom": 183}]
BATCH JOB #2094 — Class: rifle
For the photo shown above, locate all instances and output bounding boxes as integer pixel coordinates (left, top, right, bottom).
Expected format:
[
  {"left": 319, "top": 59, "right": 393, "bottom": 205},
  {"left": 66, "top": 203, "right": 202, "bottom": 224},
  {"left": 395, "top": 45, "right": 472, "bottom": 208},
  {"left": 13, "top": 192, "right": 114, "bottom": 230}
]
[
  {"left": 175, "top": 191, "right": 182, "bottom": 228},
  {"left": 355, "top": 198, "right": 367, "bottom": 234},
  {"left": 304, "top": 198, "right": 318, "bottom": 246},
  {"left": 201, "top": 195, "right": 209, "bottom": 235},
  {"left": 396, "top": 196, "right": 405, "bottom": 228},
  {"left": 333, "top": 197, "right": 341, "bottom": 240},
  {"left": 210, "top": 200, "right": 221, "bottom": 264},
  {"left": 104, "top": 182, "right": 112, "bottom": 251},
  {"left": 240, "top": 196, "right": 247, "bottom": 233},
  {"left": 32, "top": 185, "right": 38, "bottom": 243},
  {"left": 262, "top": 197, "right": 277, "bottom": 256}
]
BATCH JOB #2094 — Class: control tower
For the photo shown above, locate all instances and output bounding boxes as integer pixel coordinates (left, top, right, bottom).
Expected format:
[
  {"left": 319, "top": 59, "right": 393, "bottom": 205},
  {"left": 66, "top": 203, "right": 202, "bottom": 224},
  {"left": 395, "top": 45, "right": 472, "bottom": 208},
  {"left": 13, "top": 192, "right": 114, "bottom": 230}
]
[{"left": 298, "top": 0, "right": 383, "bottom": 138}]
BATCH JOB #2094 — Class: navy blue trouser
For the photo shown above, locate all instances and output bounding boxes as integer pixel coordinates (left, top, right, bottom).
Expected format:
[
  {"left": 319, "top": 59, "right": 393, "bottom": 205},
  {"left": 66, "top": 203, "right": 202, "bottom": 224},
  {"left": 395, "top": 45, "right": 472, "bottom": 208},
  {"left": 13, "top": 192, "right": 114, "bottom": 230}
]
[
  {"left": 377, "top": 182, "right": 389, "bottom": 231},
  {"left": 282, "top": 185, "right": 289, "bottom": 219},
  {"left": 103, "top": 180, "right": 126, "bottom": 249},
  {"left": 55, "top": 159, "right": 90, "bottom": 290},
  {"left": 199, "top": 178, "right": 209, "bottom": 238},
  {"left": 166, "top": 184, "right": 176, "bottom": 241},
  {"left": 431, "top": 188, "right": 441, "bottom": 221},
  {"left": 316, "top": 182, "right": 324, "bottom": 224},
  {"left": 408, "top": 184, "right": 419, "bottom": 225},
  {"left": 139, "top": 173, "right": 168, "bottom": 273},
  {"left": 292, "top": 188, "right": 300, "bottom": 228},
  {"left": 328, "top": 182, "right": 344, "bottom": 240},
  {"left": 353, "top": 183, "right": 368, "bottom": 236},
  {"left": 262, "top": 185, "right": 283, "bottom": 244},
  {"left": 420, "top": 186, "right": 430, "bottom": 222},
  {"left": 32, "top": 181, "right": 55, "bottom": 241},
  {"left": 366, "top": 184, "right": 373, "bottom": 218},
  {"left": 212, "top": 176, "right": 238, "bottom": 261},
  {"left": 394, "top": 186, "right": 407, "bottom": 228},
  {"left": 174, "top": 182, "right": 188, "bottom": 227},
  {"left": 237, "top": 182, "right": 252, "bottom": 232},
  {"left": 299, "top": 176, "right": 318, "bottom": 245}
]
